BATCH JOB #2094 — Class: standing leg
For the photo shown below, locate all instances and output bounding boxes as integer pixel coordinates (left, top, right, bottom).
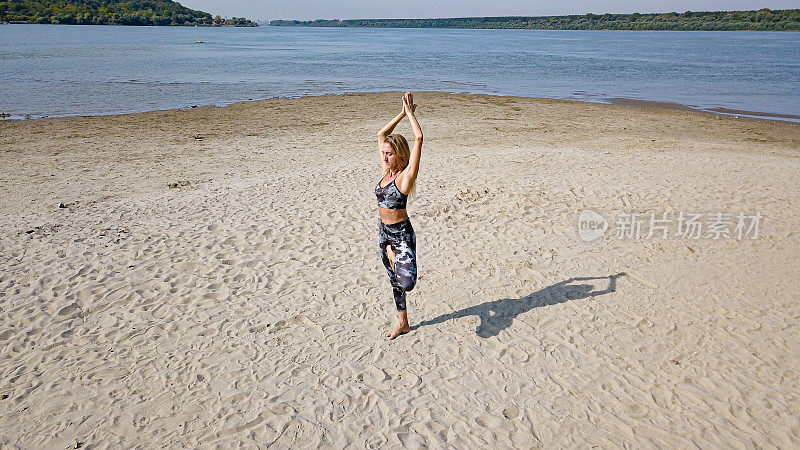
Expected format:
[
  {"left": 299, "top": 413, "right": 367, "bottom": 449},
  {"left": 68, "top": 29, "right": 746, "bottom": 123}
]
[
  {"left": 380, "top": 241, "right": 407, "bottom": 317},
  {"left": 386, "top": 225, "right": 416, "bottom": 340},
  {"left": 387, "top": 310, "right": 409, "bottom": 340},
  {"left": 380, "top": 229, "right": 405, "bottom": 314}
]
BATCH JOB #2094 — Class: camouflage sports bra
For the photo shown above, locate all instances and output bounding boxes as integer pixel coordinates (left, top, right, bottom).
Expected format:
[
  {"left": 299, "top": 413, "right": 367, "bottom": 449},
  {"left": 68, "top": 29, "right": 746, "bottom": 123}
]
[{"left": 375, "top": 177, "right": 408, "bottom": 209}]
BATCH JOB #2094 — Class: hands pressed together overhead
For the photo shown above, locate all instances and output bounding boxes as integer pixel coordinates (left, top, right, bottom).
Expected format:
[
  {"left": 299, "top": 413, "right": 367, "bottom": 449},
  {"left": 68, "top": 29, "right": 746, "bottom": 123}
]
[{"left": 402, "top": 92, "right": 417, "bottom": 116}]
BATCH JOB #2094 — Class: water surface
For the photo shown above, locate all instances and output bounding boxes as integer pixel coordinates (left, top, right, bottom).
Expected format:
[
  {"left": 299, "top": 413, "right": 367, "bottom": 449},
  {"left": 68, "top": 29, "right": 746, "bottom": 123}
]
[{"left": 1, "top": 24, "right": 798, "bottom": 120}]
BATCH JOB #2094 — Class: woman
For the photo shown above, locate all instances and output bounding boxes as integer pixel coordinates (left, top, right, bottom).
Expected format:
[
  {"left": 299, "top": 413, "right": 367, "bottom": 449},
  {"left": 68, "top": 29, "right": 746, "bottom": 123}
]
[{"left": 376, "top": 92, "right": 423, "bottom": 340}]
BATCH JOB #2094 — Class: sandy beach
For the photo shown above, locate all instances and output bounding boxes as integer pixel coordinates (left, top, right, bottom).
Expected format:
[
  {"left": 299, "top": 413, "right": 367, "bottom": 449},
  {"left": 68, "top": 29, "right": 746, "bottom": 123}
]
[{"left": 1, "top": 92, "right": 799, "bottom": 447}]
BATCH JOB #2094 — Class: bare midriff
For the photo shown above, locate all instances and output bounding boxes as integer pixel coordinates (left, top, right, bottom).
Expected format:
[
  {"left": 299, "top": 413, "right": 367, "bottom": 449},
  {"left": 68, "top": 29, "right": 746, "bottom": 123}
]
[{"left": 379, "top": 207, "right": 408, "bottom": 225}]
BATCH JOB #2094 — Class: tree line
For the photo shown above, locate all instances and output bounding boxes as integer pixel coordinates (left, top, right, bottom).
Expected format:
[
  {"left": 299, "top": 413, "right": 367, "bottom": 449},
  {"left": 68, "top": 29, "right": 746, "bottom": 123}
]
[
  {"left": 1, "top": 0, "right": 257, "bottom": 26},
  {"left": 270, "top": 9, "right": 800, "bottom": 31}
]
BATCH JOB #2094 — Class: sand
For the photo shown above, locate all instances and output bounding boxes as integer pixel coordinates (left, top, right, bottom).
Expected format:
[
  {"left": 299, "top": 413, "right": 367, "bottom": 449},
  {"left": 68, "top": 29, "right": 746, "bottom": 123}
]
[{"left": 1, "top": 92, "right": 799, "bottom": 448}]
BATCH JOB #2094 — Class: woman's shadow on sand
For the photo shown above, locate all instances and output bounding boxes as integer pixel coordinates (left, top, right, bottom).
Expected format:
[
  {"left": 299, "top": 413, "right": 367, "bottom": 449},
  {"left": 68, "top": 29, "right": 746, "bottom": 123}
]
[{"left": 412, "top": 273, "right": 626, "bottom": 337}]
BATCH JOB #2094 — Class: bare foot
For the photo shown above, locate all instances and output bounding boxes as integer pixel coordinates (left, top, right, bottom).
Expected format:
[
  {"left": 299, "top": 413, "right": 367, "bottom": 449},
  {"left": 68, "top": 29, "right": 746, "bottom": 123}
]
[
  {"left": 387, "top": 244, "right": 396, "bottom": 271},
  {"left": 386, "top": 323, "right": 410, "bottom": 339}
]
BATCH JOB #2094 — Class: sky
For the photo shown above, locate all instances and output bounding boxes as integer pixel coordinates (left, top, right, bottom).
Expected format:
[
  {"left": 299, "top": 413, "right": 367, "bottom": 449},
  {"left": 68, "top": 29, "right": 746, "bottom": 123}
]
[{"left": 177, "top": 1, "right": 800, "bottom": 22}]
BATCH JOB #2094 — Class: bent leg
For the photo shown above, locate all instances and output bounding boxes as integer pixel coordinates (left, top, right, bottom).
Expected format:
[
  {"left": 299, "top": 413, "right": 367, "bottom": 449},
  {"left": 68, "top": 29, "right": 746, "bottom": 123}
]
[
  {"left": 388, "top": 239, "right": 416, "bottom": 312},
  {"left": 379, "top": 220, "right": 417, "bottom": 312},
  {"left": 392, "top": 241, "right": 417, "bottom": 294}
]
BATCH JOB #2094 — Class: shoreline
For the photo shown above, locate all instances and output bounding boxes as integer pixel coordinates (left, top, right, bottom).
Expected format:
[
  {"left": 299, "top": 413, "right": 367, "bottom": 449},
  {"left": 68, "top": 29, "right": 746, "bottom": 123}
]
[
  {"left": 607, "top": 97, "right": 800, "bottom": 122},
  {"left": 3, "top": 90, "right": 799, "bottom": 124}
]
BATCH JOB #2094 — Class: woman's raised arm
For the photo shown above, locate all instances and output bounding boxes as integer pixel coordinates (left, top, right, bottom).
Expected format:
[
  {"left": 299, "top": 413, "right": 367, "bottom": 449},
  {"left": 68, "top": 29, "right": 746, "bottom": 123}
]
[
  {"left": 378, "top": 102, "right": 405, "bottom": 171},
  {"left": 398, "top": 92, "right": 423, "bottom": 193},
  {"left": 378, "top": 109, "right": 405, "bottom": 144}
]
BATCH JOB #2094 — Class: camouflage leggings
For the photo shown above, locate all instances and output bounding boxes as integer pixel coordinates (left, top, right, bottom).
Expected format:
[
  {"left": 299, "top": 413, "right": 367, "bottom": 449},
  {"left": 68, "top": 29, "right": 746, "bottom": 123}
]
[{"left": 379, "top": 218, "right": 417, "bottom": 311}]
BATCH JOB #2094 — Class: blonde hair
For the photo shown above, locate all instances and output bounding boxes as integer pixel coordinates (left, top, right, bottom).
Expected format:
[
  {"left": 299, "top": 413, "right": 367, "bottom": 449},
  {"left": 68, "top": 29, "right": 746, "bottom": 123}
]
[{"left": 383, "top": 134, "right": 417, "bottom": 198}]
